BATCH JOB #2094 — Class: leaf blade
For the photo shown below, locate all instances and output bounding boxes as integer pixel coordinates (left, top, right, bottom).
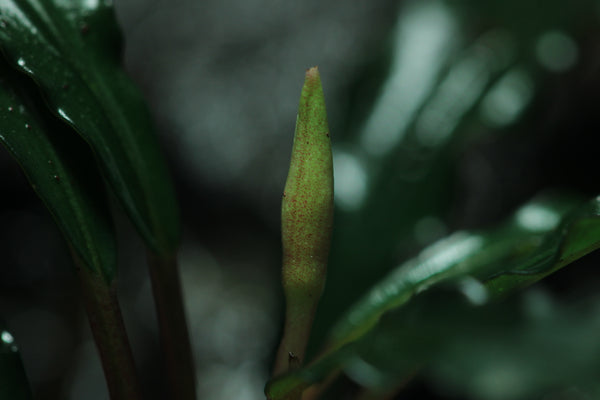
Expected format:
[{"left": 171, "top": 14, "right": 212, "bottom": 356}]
[
  {"left": 0, "top": 321, "right": 33, "bottom": 400},
  {"left": 0, "top": 57, "right": 116, "bottom": 281},
  {"left": 0, "top": 0, "right": 180, "bottom": 256}
]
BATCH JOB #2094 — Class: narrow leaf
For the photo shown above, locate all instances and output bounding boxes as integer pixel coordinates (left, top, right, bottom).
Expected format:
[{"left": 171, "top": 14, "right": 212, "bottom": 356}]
[
  {"left": 0, "top": 0, "right": 180, "bottom": 256},
  {"left": 349, "top": 287, "right": 600, "bottom": 399},
  {"left": 0, "top": 57, "right": 116, "bottom": 281},
  {"left": 329, "top": 193, "right": 594, "bottom": 349},
  {"left": 0, "top": 320, "right": 32, "bottom": 400}
]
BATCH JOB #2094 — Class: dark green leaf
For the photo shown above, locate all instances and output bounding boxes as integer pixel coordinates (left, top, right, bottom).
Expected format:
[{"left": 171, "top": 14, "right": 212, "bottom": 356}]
[
  {"left": 328, "top": 193, "right": 593, "bottom": 349},
  {"left": 266, "top": 193, "right": 600, "bottom": 399},
  {"left": 0, "top": 0, "right": 180, "bottom": 256},
  {"left": 0, "top": 320, "right": 33, "bottom": 400},
  {"left": 348, "top": 288, "right": 600, "bottom": 399},
  {"left": 310, "top": 10, "right": 518, "bottom": 352},
  {"left": 0, "top": 57, "right": 116, "bottom": 282}
]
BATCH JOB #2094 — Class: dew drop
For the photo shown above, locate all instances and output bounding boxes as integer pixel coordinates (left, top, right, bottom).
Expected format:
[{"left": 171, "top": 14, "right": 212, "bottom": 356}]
[
  {"left": 53, "top": 175, "right": 60, "bottom": 182},
  {"left": 25, "top": 123, "right": 30, "bottom": 129},
  {"left": 7, "top": 106, "right": 13, "bottom": 112},
  {"left": 16, "top": 59, "right": 33, "bottom": 74},
  {"left": 57, "top": 108, "right": 73, "bottom": 124},
  {"left": 1, "top": 330, "right": 14, "bottom": 345}
]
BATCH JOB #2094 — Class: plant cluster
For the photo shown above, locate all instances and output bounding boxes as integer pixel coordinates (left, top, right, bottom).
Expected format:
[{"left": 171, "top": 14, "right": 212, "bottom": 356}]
[{"left": 1, "top": 1, "right": 600, "bottom": 400}]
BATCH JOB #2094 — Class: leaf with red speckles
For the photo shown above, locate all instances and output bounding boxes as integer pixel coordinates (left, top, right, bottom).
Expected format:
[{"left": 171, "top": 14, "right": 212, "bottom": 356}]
[{"left": 275, "top": 67, "right": 334, "bottom": 375}]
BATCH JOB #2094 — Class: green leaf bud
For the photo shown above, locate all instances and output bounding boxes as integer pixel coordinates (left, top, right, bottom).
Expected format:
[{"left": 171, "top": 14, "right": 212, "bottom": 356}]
[{"left": 273, "top": 66, "right": 334, "bottom": 377}]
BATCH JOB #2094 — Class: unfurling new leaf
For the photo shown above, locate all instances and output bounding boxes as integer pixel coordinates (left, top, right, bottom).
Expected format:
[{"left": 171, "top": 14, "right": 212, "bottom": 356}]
[{"left": 274, "top": 67, "right": 334, "bottom": 378}]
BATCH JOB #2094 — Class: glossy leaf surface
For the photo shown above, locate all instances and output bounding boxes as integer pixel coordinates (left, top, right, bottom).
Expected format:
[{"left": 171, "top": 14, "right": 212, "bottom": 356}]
[
  {"left": 0, "top": 58, "right": 116, "bottom": 281},
  {"left": 0, "top": 0, "right": 180, "bottom": 256},
  {"left": 347, "top": 287, "right": 600, "bottom": 399},
  {"left": 0, "top": 320, "right": 33, "bottom": 400},
  {"left": 266, "top": 193, "right": 600, "bottom": 399}
]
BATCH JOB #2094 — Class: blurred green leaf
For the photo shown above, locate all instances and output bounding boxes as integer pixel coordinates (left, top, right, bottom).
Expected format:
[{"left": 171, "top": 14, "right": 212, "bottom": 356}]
[
  {"left": 266, "top": 193, "right": 600, "bottom": 399},
  {"left": 0, "top": 0, "right": 180, "bottom": 256},
  {"left": 0, "top": 320, "right": 33, "bottom": 400},
  {"left": 311, "top": 4, "right": 518, "bottom": 351},
  {"left": 312, "top": 0, "right": 600, "bottom": 357},
  {"left": 348, "top": 287, "right": 600, "bottom": 400},
  {"left": 0, "top": 58, "right": 116, "bottom": 281}
]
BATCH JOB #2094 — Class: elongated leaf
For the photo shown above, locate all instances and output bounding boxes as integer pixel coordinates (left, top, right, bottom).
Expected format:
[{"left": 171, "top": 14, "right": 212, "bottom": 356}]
[
  {"left": 265, "top": 193, "right": 600, "bottom": 399},
  {"left": 310, "top": 8, "right": 516, "bottom": 353},
  {"left": 347, "top": 288, "right": 600, "bottom": 399},
  {"left": 0, "top": 320, "right": 32, "bottom": 400},
  {"left": 0, "top": 57, "right": 116, "bottom": 281},
  {"left": 0, "top": 0, "right": 179, "bottom": 256}
]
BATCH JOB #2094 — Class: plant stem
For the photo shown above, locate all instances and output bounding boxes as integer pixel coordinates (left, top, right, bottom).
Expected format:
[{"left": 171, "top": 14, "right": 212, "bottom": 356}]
[
  {"left": 75, "top": 255, "right": 142, "bottom": 400},
  {"left": 147, "top": 251, "right": 196, "bottom": 400},
  {"left": 273, "top": 298, "right": 318, "bottom": 376}
]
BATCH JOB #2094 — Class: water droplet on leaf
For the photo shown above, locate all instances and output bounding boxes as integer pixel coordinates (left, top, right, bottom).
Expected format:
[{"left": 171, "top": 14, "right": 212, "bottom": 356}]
[{"left": 1, "top": 330, "right": 14, "bottom": 344}]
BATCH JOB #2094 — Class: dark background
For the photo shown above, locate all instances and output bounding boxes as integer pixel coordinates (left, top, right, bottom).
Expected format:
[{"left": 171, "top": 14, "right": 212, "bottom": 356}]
[{"left": 1, "top": 0, "right": 600, "bottom": 398}]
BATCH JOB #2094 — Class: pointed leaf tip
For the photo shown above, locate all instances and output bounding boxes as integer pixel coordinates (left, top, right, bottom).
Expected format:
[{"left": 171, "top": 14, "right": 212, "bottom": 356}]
[{"left": 273, "top": 67, "right": 333, "bottom": 375}]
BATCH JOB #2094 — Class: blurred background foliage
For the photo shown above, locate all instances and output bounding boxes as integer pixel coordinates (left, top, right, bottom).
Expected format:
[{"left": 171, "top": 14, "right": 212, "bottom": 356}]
[{"left": 1, "top": 0, "right": 599, "bottom": 399}]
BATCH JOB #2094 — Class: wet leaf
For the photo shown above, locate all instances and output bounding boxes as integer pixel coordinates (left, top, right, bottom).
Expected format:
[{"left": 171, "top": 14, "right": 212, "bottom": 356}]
[
  {"left": 265, "top": 193, "right": 600, "bottom": 399},
  {"left": 0, "top": 0, "right": 180, "bottom": 256},
  {"left": 347, "top": 287, "right": 600, "bottom": 399},
  {"left": 0, "top": 57, "right": 116, "bottom": 282},
  {"left": 0, "top": 320, "right": 33, "bottom": 400}
]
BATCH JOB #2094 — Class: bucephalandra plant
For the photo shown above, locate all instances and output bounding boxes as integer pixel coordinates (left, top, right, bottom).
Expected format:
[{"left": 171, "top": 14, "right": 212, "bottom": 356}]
[
  {"left": 3, "top": 2, "right": 600, "bottom": 400},
  {"left": 273, "top": 66, "right": 334, "bottom": 377}
]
